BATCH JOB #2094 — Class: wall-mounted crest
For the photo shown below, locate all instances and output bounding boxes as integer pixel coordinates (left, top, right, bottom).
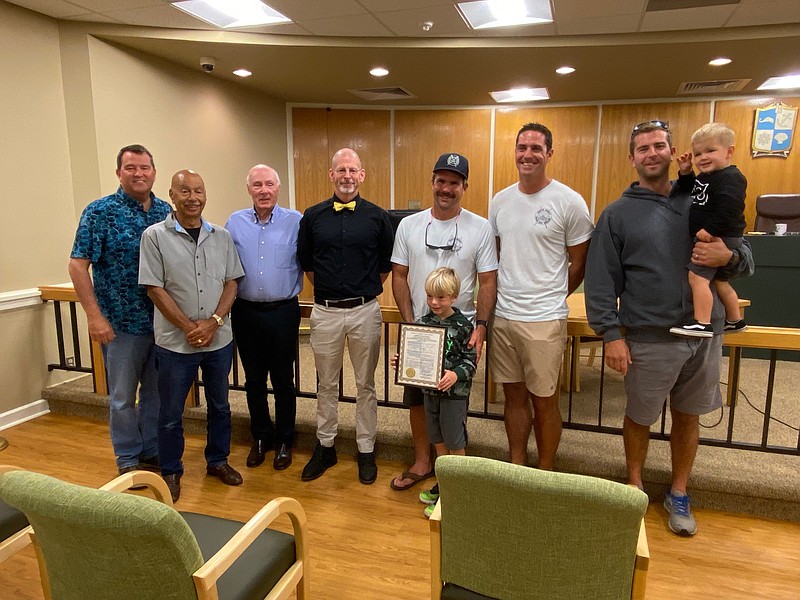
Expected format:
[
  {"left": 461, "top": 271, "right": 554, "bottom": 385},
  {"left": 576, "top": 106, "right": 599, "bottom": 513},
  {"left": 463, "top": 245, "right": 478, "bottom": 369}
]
[{"left": 752, "top": 101, "right": 797, "bottom": 158}]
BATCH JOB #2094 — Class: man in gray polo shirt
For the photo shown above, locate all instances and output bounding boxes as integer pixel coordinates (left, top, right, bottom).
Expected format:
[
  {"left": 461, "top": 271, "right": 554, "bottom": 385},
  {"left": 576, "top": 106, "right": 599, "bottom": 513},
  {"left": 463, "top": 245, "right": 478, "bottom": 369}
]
[{"left": 139, "top": 169, "right": 244, "bottom": 503}]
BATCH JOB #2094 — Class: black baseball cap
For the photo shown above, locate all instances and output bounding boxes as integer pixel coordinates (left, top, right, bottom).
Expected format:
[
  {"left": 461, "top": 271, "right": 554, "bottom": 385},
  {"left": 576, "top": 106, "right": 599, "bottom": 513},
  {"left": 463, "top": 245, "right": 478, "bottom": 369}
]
[{"left": 433, "top": 153, "right": 469, "bottom": 180}]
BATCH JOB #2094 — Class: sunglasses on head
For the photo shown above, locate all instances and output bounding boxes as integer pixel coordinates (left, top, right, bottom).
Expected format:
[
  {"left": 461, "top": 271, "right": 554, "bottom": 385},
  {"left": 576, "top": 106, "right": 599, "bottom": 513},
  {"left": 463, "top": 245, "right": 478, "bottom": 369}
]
[{"left": 631, "top": 120, "right": 670, "bottom": 134}]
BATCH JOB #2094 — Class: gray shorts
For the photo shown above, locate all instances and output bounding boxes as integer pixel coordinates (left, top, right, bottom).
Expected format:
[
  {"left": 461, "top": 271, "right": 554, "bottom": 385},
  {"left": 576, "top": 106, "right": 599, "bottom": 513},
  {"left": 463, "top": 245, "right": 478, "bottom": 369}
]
[
  {"left": 402, "top": 385, "right": 424, "bottom": 407},
  {"left": 423, "top": 393, "right": 468, "bottom": 451},
  {"left": 624, "top": 336, "right": 723, "bottom": 426},
  {"left": 687, "top": 235, "right": 742, "bottom": 282}
]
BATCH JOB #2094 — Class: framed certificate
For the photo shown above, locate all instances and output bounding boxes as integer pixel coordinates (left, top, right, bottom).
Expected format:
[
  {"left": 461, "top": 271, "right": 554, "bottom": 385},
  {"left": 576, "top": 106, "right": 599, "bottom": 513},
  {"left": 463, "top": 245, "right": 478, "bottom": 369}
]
[{"left": 395, "top": 323, "right": 447, "bottom": 389}]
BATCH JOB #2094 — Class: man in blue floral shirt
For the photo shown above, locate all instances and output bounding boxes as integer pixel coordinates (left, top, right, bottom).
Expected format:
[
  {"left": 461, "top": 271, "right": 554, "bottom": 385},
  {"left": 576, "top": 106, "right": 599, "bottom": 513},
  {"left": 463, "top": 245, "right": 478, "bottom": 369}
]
[{"left": 69, "top": 144, "right": 171, "bottom": 476}]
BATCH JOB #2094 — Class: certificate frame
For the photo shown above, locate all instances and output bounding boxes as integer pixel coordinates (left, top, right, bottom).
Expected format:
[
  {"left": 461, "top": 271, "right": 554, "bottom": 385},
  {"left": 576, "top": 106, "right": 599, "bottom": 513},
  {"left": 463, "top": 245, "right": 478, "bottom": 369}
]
[{"left": 395, "top": 323, "right": 447, "bottom": 389}]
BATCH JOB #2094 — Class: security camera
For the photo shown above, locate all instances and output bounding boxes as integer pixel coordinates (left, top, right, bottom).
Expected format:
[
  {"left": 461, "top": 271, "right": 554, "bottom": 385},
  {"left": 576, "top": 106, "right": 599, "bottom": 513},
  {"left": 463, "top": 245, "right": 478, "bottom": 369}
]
[{"left": 200, "top": 57, "right": 216, "bottom": 73}]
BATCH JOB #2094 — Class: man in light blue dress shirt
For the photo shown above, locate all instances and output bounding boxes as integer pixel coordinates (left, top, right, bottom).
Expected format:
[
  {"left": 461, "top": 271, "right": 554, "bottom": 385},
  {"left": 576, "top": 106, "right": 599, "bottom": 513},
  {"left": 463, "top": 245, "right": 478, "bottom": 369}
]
[{"left": 227, "top": 164, "right": 303, "bottom": 471}]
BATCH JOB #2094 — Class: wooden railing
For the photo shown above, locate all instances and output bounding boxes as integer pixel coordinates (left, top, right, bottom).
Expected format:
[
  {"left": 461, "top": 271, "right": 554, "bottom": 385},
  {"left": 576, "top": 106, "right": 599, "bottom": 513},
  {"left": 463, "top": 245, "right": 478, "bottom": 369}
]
[{"left": 40, "top": 286, "right": 800, "bottom": 456}]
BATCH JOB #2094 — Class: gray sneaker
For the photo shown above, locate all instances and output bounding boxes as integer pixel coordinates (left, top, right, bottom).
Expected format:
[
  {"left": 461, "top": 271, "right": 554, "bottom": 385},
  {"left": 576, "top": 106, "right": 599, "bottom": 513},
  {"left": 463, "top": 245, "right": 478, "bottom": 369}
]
[{"left": 664, "top": 491, "right": 697, "bottom": 536}]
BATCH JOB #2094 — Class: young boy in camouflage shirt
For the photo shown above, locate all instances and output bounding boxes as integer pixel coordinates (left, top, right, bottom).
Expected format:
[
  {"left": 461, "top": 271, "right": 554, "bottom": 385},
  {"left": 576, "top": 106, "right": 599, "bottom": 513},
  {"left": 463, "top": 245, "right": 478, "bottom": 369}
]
[{"left": 416, "top": 267, "right": 477, "bottom": 517}]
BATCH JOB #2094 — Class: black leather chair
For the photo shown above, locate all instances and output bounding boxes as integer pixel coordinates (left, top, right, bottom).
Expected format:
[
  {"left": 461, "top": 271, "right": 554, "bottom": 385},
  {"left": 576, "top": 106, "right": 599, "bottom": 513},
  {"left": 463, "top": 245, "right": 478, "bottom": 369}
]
[{"left": 754, "top": 194, "right": 800, "bottom": 233}]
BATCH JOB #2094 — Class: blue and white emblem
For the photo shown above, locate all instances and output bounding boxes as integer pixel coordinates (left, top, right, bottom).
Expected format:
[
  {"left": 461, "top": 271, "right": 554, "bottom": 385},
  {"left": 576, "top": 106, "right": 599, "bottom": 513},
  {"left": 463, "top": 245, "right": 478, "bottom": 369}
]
[
  {"left": 534, "top": 207, "right": 552, "bottom": 227},
  {"left": 752, "top": 102, "right": 797, "bottom": 158}
]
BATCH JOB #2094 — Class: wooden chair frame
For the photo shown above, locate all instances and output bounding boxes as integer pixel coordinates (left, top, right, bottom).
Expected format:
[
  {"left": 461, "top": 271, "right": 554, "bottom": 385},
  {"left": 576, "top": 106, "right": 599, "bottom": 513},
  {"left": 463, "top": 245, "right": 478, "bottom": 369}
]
[
  {"left": 0, "top": 465, "right": 32, "bottom": 564},
  {"left": 3, "top": 469, "right": 309, "bottom": 600},
  {"left": 429, "top": 499, "right": 649, "bottom": 600}
]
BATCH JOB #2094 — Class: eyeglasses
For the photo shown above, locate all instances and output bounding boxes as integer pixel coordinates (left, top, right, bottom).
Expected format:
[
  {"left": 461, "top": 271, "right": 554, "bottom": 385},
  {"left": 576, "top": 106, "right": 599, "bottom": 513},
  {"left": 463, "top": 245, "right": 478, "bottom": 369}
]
[
  {"left": 425, "top": 217, "right": 459, "bottom": 251},
  {"left": 632, "top": 120, "right": 670, "bottom": 134}
]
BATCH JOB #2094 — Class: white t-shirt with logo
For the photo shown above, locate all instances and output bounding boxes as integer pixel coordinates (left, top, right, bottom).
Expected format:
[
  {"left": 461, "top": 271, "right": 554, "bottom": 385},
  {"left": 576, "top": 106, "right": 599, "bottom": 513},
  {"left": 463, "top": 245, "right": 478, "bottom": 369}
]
[
  {"left": 489, "top": 180, "right": 593, "bottom": 322},
  {"left": 392, "top": 208, "right": 498, "bottom": 322}
]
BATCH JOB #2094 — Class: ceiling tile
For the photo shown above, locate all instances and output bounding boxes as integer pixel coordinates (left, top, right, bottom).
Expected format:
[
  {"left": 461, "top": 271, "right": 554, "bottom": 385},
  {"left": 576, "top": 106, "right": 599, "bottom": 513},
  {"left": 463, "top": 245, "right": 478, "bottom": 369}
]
[
  {"left": 371, "top": 5, "right": 471, "bottom": 36},
  {"left": 265, "top": 0, "right": 368, "bottom": 21},
  {"left": 358, "top": 0, "right": 454, "bottom": 11},
  {"left": 5, "top": 0, "right": 92, "bottom": 18},
  {"left": 639, "top": 5, "right": 736, "bottom": 30},
  {"left": 552, "top": 0, "right": 646, "bottom": 20},
  {"left": 727, "top": 0, "right": 800, "bottom": 26},
  {"left": 103, "top": 5, "right": 218, "bottom": 29},
  {"left": 70, "top": 0, "right": 165, "bottom": 12},
  {"left": 556, "top": 13, "right": 642, "bottom": 35},
  {"left": 298, "top": 13, "right": 395, "bottom": 36}
]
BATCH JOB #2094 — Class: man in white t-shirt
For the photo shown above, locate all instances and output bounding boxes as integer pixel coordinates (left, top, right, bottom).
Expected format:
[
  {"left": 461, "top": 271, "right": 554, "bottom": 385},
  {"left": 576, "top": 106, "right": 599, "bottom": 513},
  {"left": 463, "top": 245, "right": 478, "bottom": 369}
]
[
  {"left": 488, "top": 123, "right": 594, "bottom": 469},
  {"left": 390, "top": 152, "right": 498, "bottom": 491}
]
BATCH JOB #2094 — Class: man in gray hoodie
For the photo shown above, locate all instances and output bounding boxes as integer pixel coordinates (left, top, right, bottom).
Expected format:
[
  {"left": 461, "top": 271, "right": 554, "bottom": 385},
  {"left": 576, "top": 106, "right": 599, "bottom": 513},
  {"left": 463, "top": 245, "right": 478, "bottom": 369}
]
[{"left": 584, "top": 120, "right": 753, "bottom": 537}]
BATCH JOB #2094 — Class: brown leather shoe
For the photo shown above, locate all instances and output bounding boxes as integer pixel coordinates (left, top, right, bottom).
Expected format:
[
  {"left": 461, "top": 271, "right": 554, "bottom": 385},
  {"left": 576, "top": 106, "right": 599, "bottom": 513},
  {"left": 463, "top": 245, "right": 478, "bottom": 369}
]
[
  {"left": 273, "top": 444, "right": 292, "bottom": 471},
  {"left": 246, "top": 440, "right": 267, "bottom": 468},
  {"left": 206, "top": 463, "right": 243, "bottom": 486},
  {"left": 163, "top": 473, "right": 181, "bottom": 503}
]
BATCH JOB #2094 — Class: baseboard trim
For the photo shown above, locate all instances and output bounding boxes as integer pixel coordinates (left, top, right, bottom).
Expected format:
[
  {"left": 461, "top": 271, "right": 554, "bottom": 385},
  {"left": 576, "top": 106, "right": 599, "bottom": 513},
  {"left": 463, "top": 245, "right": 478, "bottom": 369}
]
[{"left": 0, "top": 400, "right": 50, "bottom": 431}]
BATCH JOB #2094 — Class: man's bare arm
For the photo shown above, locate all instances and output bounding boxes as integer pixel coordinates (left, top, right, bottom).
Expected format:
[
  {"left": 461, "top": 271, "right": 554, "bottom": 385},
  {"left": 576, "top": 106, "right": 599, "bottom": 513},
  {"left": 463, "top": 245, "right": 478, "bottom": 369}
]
[
  {"left": 391, "top": 263, "right": 414, "bottom": 323},
  {"left": 469, "top": 269, "right": 497, "bottom": 361},
  {"left": 566, "top": 240, "right": 591, "bottom": 295},
  {"left": 68, "top": 257, "right": 115, "bottom": 344}
]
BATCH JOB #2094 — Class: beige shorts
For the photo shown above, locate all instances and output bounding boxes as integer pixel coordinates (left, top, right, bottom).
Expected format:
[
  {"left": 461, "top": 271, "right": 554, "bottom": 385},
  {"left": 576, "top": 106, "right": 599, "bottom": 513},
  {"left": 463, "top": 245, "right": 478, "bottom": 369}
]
[{"left": 490, "top": 317, "right": 567, "bottom": 397}]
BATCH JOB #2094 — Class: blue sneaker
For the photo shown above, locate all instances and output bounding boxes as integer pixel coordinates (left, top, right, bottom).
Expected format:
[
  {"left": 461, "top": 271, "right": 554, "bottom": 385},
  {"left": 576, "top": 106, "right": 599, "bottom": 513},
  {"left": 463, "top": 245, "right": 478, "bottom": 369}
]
[{"left": 664, "top": 491, "right": 697, "bottom": 536}]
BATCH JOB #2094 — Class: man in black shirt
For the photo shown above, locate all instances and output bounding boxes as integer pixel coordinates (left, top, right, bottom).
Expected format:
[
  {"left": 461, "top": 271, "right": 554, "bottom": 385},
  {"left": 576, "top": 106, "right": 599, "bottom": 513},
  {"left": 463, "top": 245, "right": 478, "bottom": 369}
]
[{"left": 297, "top": 148, "right": 394, "bottom": 484}]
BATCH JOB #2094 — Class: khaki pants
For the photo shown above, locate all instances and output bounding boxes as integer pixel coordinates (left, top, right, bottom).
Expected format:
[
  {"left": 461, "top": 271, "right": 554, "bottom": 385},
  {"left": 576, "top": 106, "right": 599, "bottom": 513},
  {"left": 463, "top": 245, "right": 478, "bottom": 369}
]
[{"left": 310, "top": 300, "right": 382, "bottom": 453}]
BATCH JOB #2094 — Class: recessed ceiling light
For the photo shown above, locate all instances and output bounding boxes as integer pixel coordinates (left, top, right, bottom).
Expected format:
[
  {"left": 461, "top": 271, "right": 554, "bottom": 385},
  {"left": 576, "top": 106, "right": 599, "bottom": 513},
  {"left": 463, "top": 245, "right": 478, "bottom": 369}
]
[
  {"left": 233, "top": 69, "right": 252, "bottom": 77},
  {"left": 709, "top": 57, "right": 732, "bottom": 66},
  {"left": 758, "top": 74, "right": 800, "bottom": 91},
  {"left": 370, "top": 67, "right": 389, "bottom": 77},
  {"left": 457, "top": 0, "right": 552, "bottom": 30},
  {"left": 556, "top": 66, "right": 575, "bottom": 75},
  {"left": 172, "top": 0, "right": 291, "bottom": 28},
  {"left": 421, "top": 21, "right": 434, "bottom": 31},
  {"left": 490, "top": 87, "right": 549, "bottom": 103}
]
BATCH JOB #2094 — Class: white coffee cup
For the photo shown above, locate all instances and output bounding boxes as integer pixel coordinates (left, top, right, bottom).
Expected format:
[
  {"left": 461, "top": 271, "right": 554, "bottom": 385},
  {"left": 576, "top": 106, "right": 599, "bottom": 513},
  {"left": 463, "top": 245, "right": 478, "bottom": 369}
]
[{"left": 775, "top": 223, "right": 788, "bottom": 235}]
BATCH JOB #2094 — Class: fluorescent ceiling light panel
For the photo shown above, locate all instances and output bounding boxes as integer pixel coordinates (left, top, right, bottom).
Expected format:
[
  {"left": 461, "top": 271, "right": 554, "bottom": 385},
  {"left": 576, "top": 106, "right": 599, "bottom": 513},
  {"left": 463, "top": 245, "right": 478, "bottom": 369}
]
[
  {"left": 172, "top": 0, "right": 290, "bottom": 28},
  {"left": 457, "top": 0, "right": 553, "bottom": 30},
  {"left": 757, "top": 75, "right": 800, "bottom": 90},
  {"left": 490, "top": 87, "right": 549, "bottom": 103}
]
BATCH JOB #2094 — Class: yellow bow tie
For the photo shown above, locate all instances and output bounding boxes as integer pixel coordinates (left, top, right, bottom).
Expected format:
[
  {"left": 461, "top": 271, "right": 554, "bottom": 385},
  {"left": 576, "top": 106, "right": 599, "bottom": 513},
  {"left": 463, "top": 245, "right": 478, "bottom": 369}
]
[{"left": 333, "top": 201, "right": 356, "bottom": 212}]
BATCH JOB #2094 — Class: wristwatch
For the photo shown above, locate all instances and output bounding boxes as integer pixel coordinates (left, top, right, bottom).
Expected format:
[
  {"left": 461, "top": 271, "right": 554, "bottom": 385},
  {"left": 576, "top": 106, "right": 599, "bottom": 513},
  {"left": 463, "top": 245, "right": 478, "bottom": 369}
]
[
  {"left": 211, "top": 313, "right": 224, "bottom": 327},
  {"left": 726, "top": 248, "right": 740, "bottom": 268},
  {"left": 476, "top": 319, "right": 489, "bottom": 328}
]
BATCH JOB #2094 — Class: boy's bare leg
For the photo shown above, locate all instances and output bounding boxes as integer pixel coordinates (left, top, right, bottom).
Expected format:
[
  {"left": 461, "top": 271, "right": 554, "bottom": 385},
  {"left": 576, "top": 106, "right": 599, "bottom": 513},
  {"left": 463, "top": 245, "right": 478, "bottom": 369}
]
[
  {"left": 688, "top": 271, "right": 714, "bottom": 323},
  {"left": 715, "top": 280, "right": 742, "bottom": 322}
]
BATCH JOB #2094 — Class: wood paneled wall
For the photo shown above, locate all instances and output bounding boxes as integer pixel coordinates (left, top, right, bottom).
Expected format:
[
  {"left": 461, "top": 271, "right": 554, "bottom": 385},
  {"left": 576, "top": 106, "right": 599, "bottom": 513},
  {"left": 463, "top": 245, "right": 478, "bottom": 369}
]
[
  {"left": 292, "top": 96, "right": 800, "bottom": 239},
  {"left": 715, "top": 96, "right": 800, "bottom": 228},
  {"left": 394, "top": 109, "right": 492, "bottom": 215},
  {"left": 594, "top": 101, "right": 712, "bottom": 216},
  {"left": 494, "top": 106, "right": 598, "bottom": 207}
]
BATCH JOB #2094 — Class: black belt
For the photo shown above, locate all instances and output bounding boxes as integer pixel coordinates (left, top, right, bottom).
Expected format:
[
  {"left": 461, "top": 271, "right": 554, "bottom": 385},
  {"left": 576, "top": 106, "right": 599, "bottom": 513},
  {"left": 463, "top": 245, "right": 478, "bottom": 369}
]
[
  {"left": 314, "top": 296, "right": 374, "bottom": 309},
  {"left": 237, "top": 297, "right": 297, "bottom": 310}
]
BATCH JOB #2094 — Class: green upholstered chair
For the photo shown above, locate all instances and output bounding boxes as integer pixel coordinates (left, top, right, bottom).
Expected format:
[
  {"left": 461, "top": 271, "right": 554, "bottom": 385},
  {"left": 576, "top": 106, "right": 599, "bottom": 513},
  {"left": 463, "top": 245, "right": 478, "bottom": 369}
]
[
  {"left": 429, "top": 456, "right": 649, "bottom": 600},
  {"left": 0, "top": 469, "right": 308, "bottom": 600},
  {"left": 0, "top": 466, "right": 31, "bottom": 563}
]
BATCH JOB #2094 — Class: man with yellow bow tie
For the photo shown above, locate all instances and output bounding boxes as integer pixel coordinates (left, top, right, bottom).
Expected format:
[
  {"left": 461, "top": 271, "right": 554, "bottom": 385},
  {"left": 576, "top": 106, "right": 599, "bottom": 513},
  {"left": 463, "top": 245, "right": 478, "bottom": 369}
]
[{"left": 297, "top": 147, "right": 394, "bottom": 485}]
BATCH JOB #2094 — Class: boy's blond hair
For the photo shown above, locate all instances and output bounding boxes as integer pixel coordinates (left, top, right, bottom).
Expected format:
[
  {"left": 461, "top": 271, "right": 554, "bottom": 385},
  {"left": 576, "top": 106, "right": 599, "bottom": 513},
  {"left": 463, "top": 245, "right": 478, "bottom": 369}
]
[
  {"left": 692, "top": 122, "right": 735, "bottom": 148},
  {"left": 425, "top": 267, "right": 460, "bottom": 298}
]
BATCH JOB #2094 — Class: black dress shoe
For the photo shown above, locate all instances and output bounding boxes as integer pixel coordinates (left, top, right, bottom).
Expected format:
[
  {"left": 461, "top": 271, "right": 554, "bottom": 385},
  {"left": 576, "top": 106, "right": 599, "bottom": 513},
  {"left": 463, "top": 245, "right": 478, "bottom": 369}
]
[
  {"left": 357, "top": 451, "right": 378, "bottom": 485},
  {"left": 138, "top": 454, "right": 160, "bottom": 472},
  {"left": 207, "top": 463, "right": 243, "bottom": 486},
  {"left": 246, "top": 440, "right": 267, "bottom": 468},
  {"left": 273, "top": 444, "right": 292, "bottom": 471},
  {"left": 163, "top": 473, "right": 181, "bottom": 503},
  {"left": 301, "top": 442, "right": 337, "bottom": 481}
]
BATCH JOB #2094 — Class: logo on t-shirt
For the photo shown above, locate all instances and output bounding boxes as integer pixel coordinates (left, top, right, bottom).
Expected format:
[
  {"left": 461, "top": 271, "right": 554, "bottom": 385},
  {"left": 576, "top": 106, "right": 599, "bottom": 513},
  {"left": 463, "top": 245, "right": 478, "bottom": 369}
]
[
  {"left": 691, "top": 180, "right": 710, "bottom": 206},
  {"left": 534, "top": 207, "right": 552, "bottom": 227}
]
